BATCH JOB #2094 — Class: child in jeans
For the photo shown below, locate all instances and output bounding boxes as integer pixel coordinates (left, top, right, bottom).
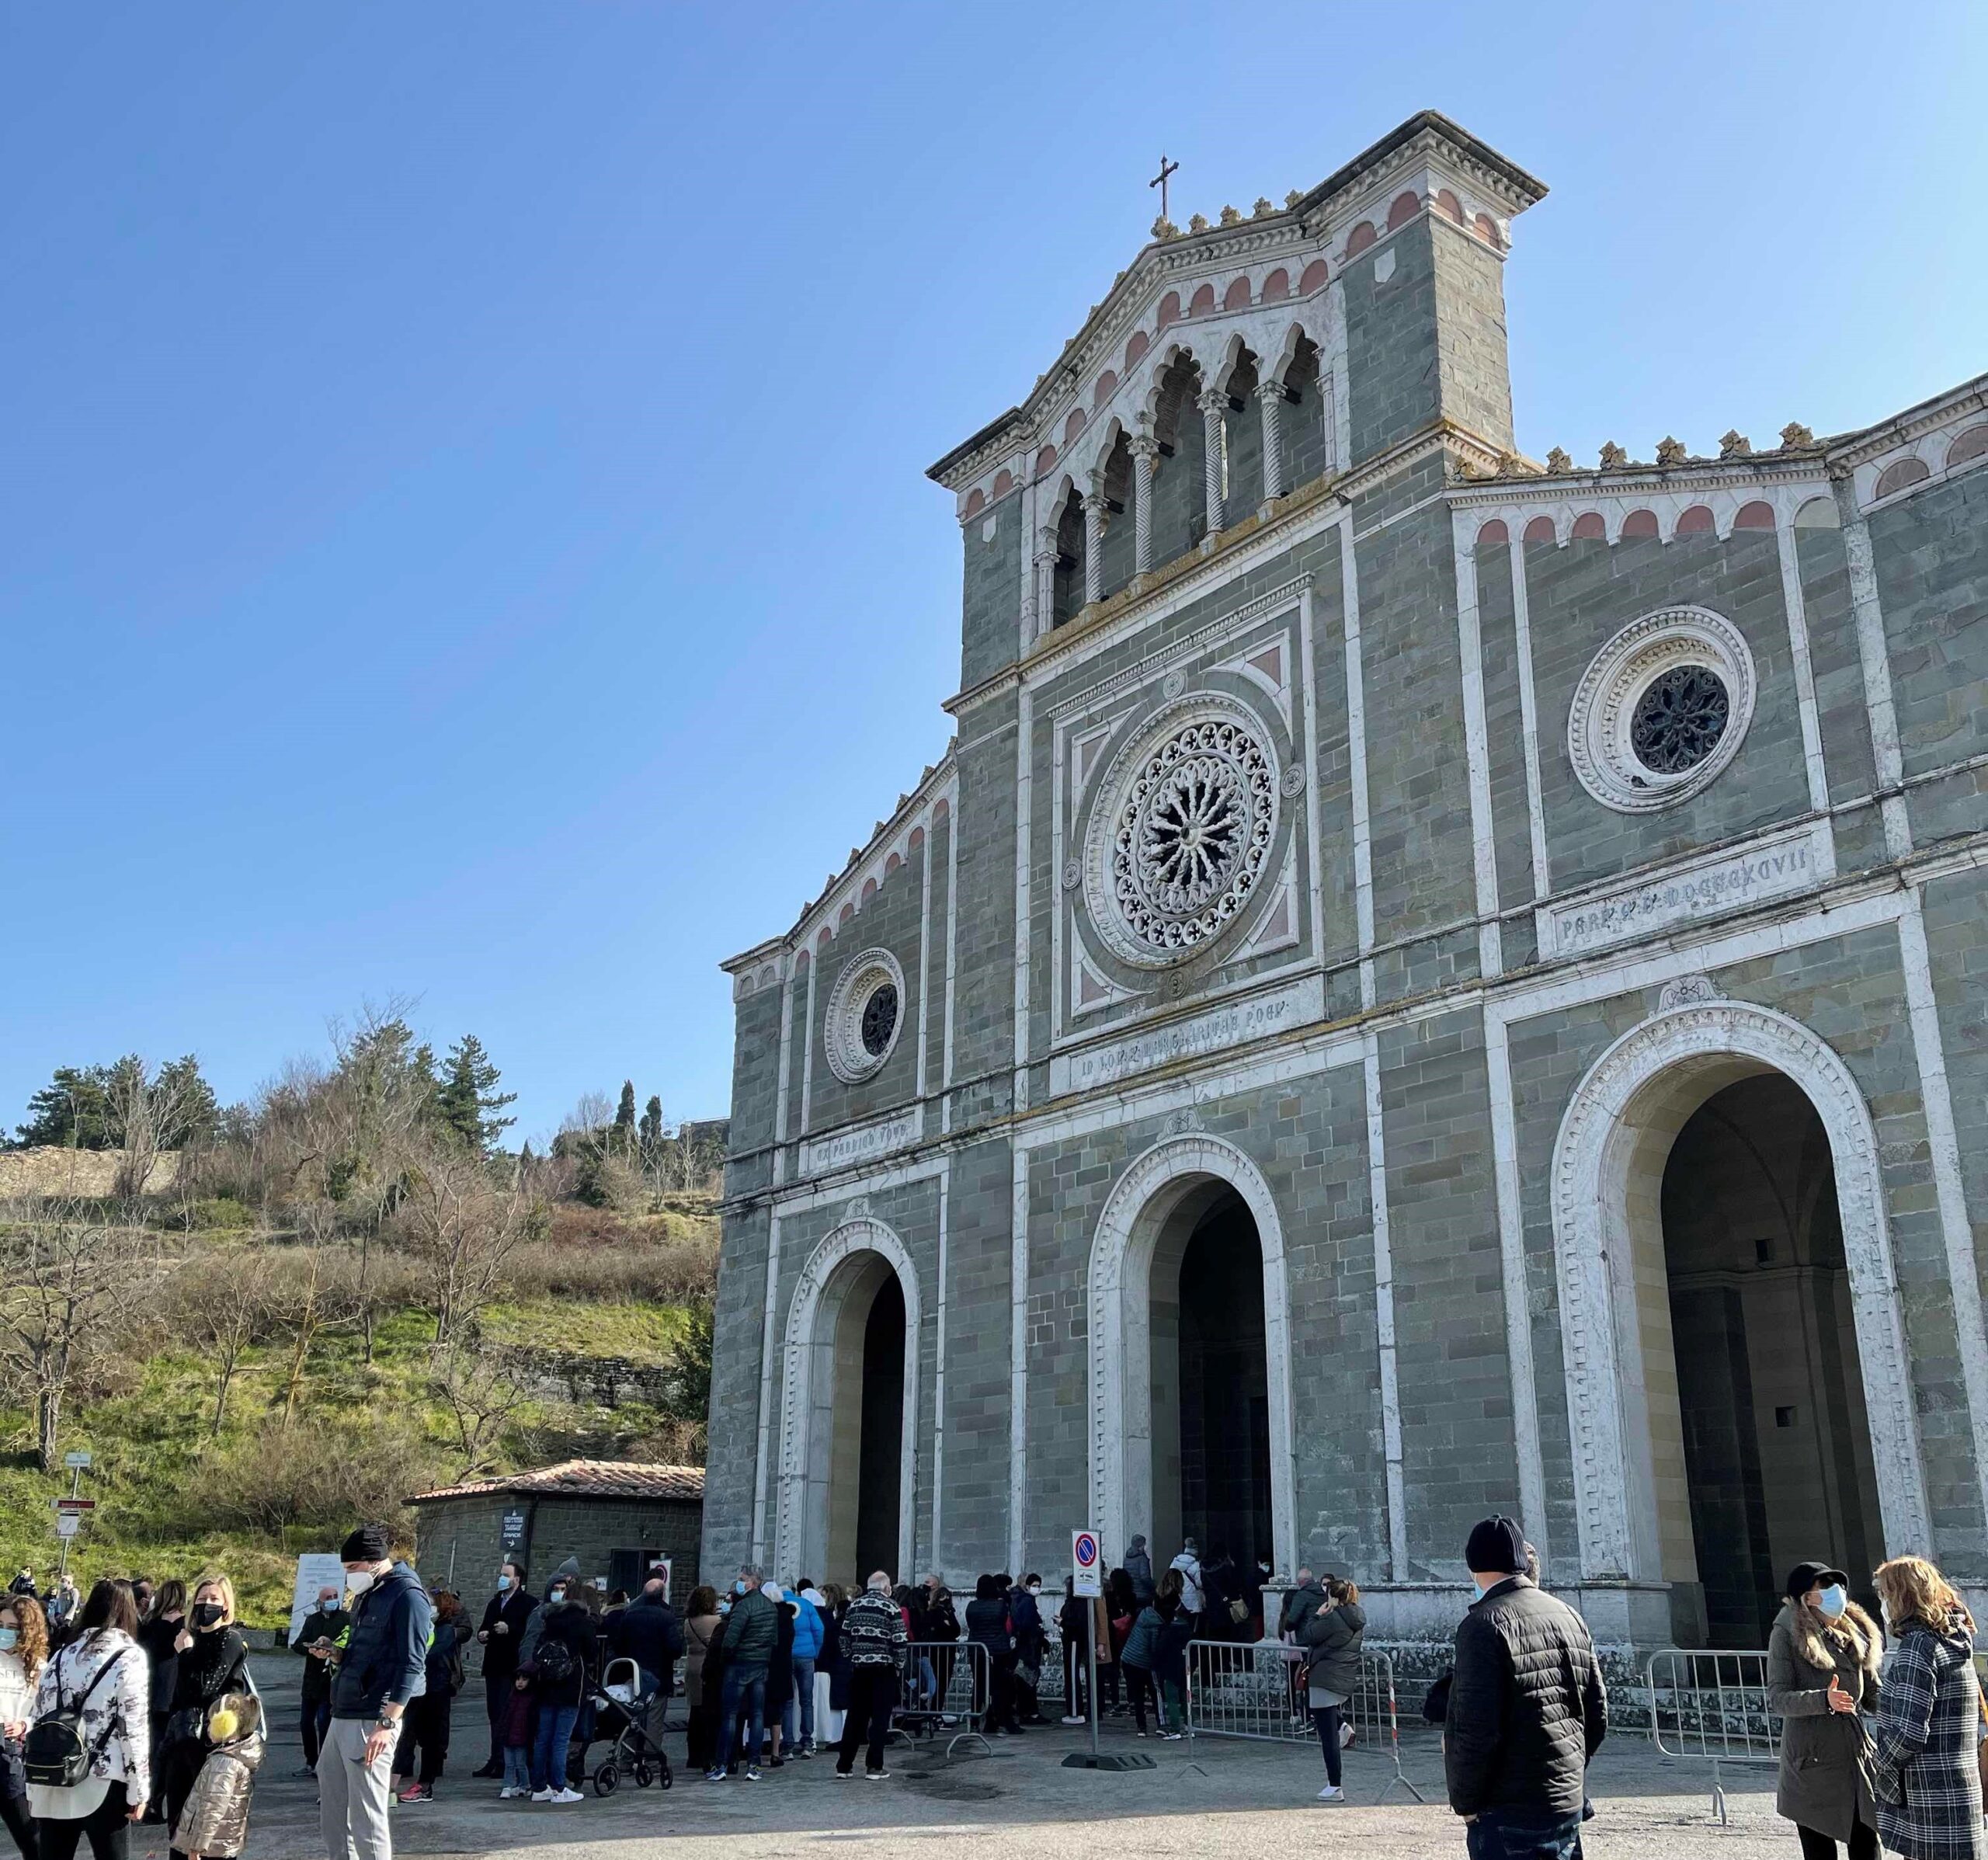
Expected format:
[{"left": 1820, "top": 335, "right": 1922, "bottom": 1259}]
[{"left": 499, "top": 1680, "right": 534, "bottom": 1798}]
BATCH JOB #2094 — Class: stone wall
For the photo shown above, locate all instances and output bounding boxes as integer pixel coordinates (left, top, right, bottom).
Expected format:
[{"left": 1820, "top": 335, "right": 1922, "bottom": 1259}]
[{"left": 0, "top": 1147, "right": 180, "bottom": 1198}]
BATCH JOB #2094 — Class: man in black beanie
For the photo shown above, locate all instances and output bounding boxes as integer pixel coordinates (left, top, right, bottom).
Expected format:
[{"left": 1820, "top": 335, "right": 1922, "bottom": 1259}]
[
  {"left": 319, "top": 1521, "right": 433, "bottom": 1860},
  {"left": 1444, "top": 1517, "right": 1606, "bottom": 1858}
]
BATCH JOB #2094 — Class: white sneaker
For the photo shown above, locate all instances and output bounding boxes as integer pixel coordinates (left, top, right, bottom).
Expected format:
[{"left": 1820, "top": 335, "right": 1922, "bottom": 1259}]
[
  {"left": 499, "top": 1786, "right": 524, "bottom": 1799},
  {"left": 552, "top": 1788, "right": 584, "bottom": 1804},
  {"left": 1316, "top": 1785, "right": 1345, "bottom": 1803},
  {"left": 1060, "top": 1714, "right": 1085, "bottom": 1726},
  {"left": 530, "top": 1789, "right": 554, "bottom": 1803}
]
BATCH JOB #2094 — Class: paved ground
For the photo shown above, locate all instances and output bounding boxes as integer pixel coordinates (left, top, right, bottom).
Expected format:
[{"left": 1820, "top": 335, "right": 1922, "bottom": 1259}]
[{"left": 234, "top": 1659, "right": 1795, "bottom": 1859}]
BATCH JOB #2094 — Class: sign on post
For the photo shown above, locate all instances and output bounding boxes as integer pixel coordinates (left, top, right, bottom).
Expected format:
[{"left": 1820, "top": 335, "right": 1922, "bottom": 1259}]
[
  {"left": 1072, "top": 1528, "right": 1102, "bottom": 1598},
  {"left": 54, "top": 1514, "right": 80, "bottom": 1539},
  {"left": 648, "top": 1556, "right": 673, "bottom": 1601},
  {"left": 64, "top": 1451, "right": 92, "bottom": 1469}
]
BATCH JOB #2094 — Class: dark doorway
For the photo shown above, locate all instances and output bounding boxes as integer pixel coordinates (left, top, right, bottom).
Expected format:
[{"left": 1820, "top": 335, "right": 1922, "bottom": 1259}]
[
  {"left": 1662, "top": 1074, "right": 1882, "bottom": 1646},
  {"left": 1176, "top": 1191, "right": 1272, "bottom": 1566},
  {"left": 853, "top": 1271, "right": 905, "bottom": 1580}
]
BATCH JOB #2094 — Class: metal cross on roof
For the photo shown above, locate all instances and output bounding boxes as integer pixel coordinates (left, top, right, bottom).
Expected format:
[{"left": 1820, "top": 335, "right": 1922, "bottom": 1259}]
[{"left": 1149, "top": 153, "right": 1180, "bottom": 222}]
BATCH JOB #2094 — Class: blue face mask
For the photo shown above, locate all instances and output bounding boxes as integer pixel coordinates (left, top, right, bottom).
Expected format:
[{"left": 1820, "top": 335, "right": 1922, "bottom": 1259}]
[
  {"left": 1816, "top": 1584, "right": 1848, "bottom": 1619},
  {"left": 497, "top": 1575, "right": 511, "bottom": 1591},
  {"left": 0, "top": 1629, "right": 16, "bottom": 1651},
  {"left": 735, "top": 1580, "right": 749, "bottom": 1596}
]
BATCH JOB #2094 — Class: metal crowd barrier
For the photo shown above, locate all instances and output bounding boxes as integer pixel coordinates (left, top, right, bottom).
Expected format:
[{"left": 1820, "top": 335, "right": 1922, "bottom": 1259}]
[
  {"left": 891, "top": 1638, "right": 992, "bottom": 1759},
  {"left": 1185, "top": 1640, "right": 1426, "bottom": 1802},
  {"left": 1646, "top": 1647, "right": 1779, "bottom": 1824}
]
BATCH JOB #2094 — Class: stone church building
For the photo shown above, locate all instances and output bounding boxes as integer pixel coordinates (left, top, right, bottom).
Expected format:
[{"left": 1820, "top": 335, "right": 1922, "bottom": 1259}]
[{"left": 706, "top": 112, "right": 1988, "bottom": 1653}]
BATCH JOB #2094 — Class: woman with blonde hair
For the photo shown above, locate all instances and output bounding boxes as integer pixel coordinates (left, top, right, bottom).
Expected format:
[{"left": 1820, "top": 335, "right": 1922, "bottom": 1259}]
[
  {"left": 1766, "top": 1559, "right": 1883, "bottom": 1860},
  {"left": 0, "top": 1594, "right": 47, "bottom": 1859},
  {"left": 1867, "top": 1556, "right": 1986, "bottom": 1860},
  {"left": 158, "top": 1577, "right": 251, "bottom": 1860}
]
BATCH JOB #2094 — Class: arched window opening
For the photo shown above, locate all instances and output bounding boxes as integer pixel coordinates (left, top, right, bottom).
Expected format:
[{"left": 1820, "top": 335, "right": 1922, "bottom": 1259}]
[
  {"left": 1281, "top": 334, "right": 1329, "bottom": 488},
  {"left": 1222, "top": 347, "right": 1263, "bottom": 516},
  {"left": 1051, "top": 485, "right": 1086, "bottom": 628},
  {"left": 1148, "top": 353, "right": 1207, "bottom": 566},
  {"left": 1095, "top": 430, "right": 1135, "bottom": 602}
]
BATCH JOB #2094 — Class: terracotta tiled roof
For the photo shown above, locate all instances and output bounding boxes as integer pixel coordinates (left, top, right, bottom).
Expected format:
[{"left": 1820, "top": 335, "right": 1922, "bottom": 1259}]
[{"left": 406, "top": 1458, "right": 704, "bottom": 1506}]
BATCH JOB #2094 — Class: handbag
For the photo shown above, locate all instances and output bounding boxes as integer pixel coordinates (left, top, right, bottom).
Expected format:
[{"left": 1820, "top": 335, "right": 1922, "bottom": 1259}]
[{"left": 1227, "top": 1598, "right": 1249, "bottom": 1626}]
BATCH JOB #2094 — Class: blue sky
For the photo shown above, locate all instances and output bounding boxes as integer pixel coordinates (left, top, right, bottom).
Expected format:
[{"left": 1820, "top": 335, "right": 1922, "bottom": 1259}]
[{"left": 4, "top": 2, "right": 1983, "bottom": 1145}]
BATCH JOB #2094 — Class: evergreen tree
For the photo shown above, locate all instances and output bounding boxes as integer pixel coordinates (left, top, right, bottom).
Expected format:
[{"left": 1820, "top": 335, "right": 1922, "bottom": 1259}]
[
  {"left": 13, "top": 1066, "right": 116, "bottom": 1149},
  {"left": 638, "top": 1095, "right": 663, "bottom": 1157},
  {"left": 613, "top": 1080, "right": 638, "bottom": 1153},
  {"left": 433, "top": 1034, "right": 517, "bottom": 1154}
]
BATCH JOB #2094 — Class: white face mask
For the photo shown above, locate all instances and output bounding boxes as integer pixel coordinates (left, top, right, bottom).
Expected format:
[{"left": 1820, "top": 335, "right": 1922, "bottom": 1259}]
[
  {"left": 1027, "top": 1584, "right": 1042, "bottom": 1597},
  {"left": 346, "top": 1570, "right": 377, "bottom": 1598},
  {"left": 1816, "top": 1584, "right": 1848, "bottom": 1619}
]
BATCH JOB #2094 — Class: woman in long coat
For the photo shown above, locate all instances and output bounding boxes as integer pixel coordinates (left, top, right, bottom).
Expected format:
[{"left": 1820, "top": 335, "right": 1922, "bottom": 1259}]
[
  {"left": 1867, "top": 1556, "right": 1986, "bottom": 1860},
  {"left": 1765, "top": 1559, "right": 1883, "bottom": 1860}
]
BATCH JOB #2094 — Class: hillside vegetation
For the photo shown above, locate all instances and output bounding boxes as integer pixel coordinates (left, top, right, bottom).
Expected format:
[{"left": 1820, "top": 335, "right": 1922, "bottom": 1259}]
[{"left": 0, "top": 1011, "right": 721, "bottom": 1626}]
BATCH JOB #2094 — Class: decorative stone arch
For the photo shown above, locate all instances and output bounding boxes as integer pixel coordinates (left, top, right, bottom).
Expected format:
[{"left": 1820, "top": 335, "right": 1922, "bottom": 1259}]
[
  {"left": 773, "top": 1216, "right": 920, "bottom": 1583},
  {"left": 1548, "top": 987, "right": 1931, "bottom": 1585},
  {"left": 1086, "top": 1132, "right": 1295, "bottom": 1574},
  {"left": 1267, "top": 319, "right": 1319, "bottom": 388}
]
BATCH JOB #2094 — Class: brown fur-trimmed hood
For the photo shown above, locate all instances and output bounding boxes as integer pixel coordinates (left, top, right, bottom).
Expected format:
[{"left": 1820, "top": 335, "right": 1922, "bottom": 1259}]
[{"left": 1775, "top": 1598, "right": 1883, "bottom": 1678}]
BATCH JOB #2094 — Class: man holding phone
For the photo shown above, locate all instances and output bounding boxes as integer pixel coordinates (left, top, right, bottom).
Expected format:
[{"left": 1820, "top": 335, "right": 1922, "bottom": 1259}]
[
  {"left": 471, "top": 1561, "right": 535, "bottom": 1778},
  {"left": 292, "top": 1582, "right": 349, "bottom": 1774}
]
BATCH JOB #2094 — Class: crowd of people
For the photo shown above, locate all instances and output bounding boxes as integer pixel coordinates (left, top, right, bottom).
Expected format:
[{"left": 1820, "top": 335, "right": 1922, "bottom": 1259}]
[{"left": 1, "top": 1514, "right": 1980, "bottom": 1860}]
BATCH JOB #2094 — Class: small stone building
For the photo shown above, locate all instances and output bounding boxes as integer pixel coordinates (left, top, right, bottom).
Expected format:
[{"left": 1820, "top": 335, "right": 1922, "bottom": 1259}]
[{"left": 408, "top": 1458, "right": 704, "bottom": 1608}]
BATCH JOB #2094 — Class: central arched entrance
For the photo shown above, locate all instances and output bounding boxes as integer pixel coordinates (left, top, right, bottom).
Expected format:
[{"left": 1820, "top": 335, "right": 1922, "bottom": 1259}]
[
  {"left": 1089, "top": 1134, "right": 1294, "bottom": 1575},
  {"left": 773, "top": 1219, "right": 919, "bottom": 1585},
  {"left": 1550, "top": 990, "right": 1929, "bottom": 1645}
]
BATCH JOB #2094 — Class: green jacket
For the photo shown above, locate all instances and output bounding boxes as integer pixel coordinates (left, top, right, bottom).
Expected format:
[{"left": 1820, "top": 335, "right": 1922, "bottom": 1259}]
[{"left": 724, "top": 1587, "right": 778, "bottom": 1667}]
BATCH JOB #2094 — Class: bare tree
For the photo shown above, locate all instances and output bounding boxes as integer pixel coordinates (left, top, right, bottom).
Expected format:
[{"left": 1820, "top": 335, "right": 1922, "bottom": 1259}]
[
  {"left": 176, "top": 1250, "right": 279, "bottom": 1436},
  {"left": 428, "top": 1346, "right": 530, "bottom": 1476},
  {"left": 105, "top": 1056, "right": 214, "bottom": 1199},
  {"left": 0, "top": 1201, "right": 156, "bottom": 1469},
  {"left": 394, "top": 1145, "right": 537, "bottom": 1347}
]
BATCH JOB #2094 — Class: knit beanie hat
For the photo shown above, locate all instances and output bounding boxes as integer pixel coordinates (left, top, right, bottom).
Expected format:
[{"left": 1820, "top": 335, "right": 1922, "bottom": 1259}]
[
  {"left": 1464, "top": 1516, "right": 1527, "bottom": 1576},
  {"left": 341, "top": 1522, "right": 390, "bottom": 1564}
]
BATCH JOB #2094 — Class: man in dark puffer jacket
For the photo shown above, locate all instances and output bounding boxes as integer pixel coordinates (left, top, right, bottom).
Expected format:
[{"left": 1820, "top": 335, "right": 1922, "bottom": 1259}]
[{"left": 1444, "top": 1516, "right": 1606, "bottom": 1858}]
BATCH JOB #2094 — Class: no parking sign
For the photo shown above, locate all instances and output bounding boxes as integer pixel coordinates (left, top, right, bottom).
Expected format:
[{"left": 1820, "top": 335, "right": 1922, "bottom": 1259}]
[{"left": 1072, "top": 1527, "right": 1102, "bottom": 1598}]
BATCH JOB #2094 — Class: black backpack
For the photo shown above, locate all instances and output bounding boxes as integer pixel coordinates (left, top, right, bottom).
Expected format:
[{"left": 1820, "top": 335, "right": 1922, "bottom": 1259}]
[
  {"left": 533, "top": 1635, "right": 577, "bottom": 1690},
  {"left": 24, "top": 1644, "right": 133, "bottom": 1788}
]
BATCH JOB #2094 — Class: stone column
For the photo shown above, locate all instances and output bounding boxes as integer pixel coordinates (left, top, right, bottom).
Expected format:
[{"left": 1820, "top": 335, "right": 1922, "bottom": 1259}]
[
  {"left": 1198, "top": 387, "right": 1227, "bottom": 537},
  {"left": 1130, "top": 432, "right": 1158, "bottom": 574},
  {"left": 1033, "top": 526, "right": 1059, "bottom": 638},
  {"left": 1257, "top": 380, "right": 1288, "bottom": 502},
  {"left": 1083, "top": 486, "right": 1106, "bottom": 607}
]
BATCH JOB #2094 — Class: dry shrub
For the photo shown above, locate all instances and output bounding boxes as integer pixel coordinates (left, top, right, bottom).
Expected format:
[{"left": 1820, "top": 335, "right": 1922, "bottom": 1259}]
[
  {"left": 203, "top": 1413, "right": 443, "bottom": 1535},
  {"left": 502, "top": 1213, "right": 715, "bottom": 1306}
]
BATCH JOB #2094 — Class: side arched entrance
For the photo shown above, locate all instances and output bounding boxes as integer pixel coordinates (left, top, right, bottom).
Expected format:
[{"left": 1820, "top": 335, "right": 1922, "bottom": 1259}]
[
  {"left": 1550, "top": 989, "right": 1931, "bottom": 1644},
  {"left": 773, "top": 1218, "right": 919, "bottom": 1584},
  {"left": 1088, "top": 1134, "right": 1296, "bottom": 1576}
]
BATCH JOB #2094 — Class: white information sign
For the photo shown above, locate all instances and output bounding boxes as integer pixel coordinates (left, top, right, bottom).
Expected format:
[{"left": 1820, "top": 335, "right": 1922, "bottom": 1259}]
[
  {"left": 1072, "top": 1528, "right": 1102, "bottom": 1598},
  {"left": 54, "top": 1514, "right": 80, "bottom": 1539},
  {"left": 288, "top": 1553, "right": 350, "bottom": 1646}
]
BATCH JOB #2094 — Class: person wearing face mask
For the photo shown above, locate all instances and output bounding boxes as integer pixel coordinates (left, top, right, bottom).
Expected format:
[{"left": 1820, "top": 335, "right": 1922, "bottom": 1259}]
[
  {"left": 470, "top": 1564, "right": 533, "bottom": 1781},
  {"left": 134, "top": 1581, "right": 186, "bottom": 1822},
  {"left": 0, "top": 1595, "right": 48, "bottom": 1860},
  {"left": 157, "top": 1577, "right": 248, "bottom": 1860},
  {"left": 1444, "top": 1516, "right": 1607, "bottom": 1859},
  {"left": 1767, "top": 1560, "right": 1883, "bottom": 1860},
  {"left": 319, "top": 1524, "right": 431, "bottom": 1860},
  {"left": 290, "top": 1586, "right": 348, "bottom": 1778},
  {"left": 1007, "top": 1577, "right": 1046, "bottom": 1726}
]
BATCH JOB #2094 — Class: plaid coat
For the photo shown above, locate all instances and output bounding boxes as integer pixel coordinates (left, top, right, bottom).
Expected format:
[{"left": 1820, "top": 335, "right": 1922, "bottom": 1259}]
[{"left": 1867, "top": 1611, "right": 1986, "bottom": 1860}]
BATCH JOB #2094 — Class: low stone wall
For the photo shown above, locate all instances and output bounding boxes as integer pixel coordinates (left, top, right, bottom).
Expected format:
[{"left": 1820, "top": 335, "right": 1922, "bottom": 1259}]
[{"left": 0, "top": 1147, "right": 180, "bottom": 1198}]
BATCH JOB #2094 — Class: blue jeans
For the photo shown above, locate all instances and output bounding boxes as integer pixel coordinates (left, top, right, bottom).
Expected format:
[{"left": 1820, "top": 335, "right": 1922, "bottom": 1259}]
[
  {"left": 1464, "top": 1809, "right": 1585, "bottom": 1860},
  {"left": 782, "top": 1658, "right": 816, "bottom": 1748},
  {"left": 715, "top": 1664, "right": 766, "bottom": 1771},
  {"left": 530, "top": 1702, "right": 579, "bottom": 1792}
]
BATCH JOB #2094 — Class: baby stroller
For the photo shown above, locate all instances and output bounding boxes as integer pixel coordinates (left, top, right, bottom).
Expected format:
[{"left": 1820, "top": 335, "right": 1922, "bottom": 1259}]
[{"left": 579, "top": 1656, "right": 673, "bottom": 1796}]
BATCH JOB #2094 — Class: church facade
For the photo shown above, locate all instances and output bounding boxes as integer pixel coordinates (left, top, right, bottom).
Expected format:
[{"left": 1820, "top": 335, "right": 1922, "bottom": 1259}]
[{"left": 707, "top": 112, "right": 1988, "bottom": 1652}]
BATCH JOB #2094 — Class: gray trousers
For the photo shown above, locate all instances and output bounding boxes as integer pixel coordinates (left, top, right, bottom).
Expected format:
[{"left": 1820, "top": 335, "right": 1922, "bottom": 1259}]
[{"left": 318, "top": 1715, "right": 395, "bottom": 1860}]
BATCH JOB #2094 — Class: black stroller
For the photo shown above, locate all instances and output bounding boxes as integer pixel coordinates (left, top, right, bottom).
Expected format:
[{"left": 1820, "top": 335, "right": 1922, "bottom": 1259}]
[{"left": 578, "top": 1656, "right": 674, "bottom": 1795}]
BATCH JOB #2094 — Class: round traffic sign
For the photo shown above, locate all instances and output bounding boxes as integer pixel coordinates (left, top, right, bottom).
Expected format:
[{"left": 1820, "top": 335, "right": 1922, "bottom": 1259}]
[{"left": 1073, "top": 1531, "right": 1100, "bottom": 1569}]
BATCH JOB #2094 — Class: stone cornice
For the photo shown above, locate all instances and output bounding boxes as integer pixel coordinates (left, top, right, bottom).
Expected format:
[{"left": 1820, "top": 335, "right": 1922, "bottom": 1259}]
[
  {"left": 1446, "top": 454, "right": 1833, "bottom": 506},
  {"left": 1822, "top": 372, "right": 1988, "bottom": 473}
]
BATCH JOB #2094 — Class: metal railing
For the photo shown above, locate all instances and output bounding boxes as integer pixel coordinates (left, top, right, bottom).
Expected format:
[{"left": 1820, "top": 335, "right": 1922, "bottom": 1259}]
[
  {"left": 1185, "top": 1640, "right": 1426, "bottom": 1802},
  {"left": 1646, "top": 1647, "right": 1779, "bottom": 1825},
  {"left": 891, "top": 1639, "right": 992, "bottom": 1759}
]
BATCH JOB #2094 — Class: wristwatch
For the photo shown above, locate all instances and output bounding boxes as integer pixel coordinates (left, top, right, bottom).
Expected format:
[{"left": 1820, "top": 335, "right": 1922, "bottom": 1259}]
[{"left": 375, "top": 1715, "right": 396, "bottom": 1731}]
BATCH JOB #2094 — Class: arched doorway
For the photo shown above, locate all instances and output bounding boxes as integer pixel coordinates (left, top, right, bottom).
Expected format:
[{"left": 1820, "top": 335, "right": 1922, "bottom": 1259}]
[
  {"left": 774, "top": 1220, "right": 919, "bottom": 1585},
  {"left": 1550, "top": 990, "right": 1929, "bottom": 1644},
  {"left": 1661, "top": 1076, "right": 1885, "bottom": 1645},
  {"left": 1088, "top": 1134, "right": 1294, "bottom": 1574}
]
